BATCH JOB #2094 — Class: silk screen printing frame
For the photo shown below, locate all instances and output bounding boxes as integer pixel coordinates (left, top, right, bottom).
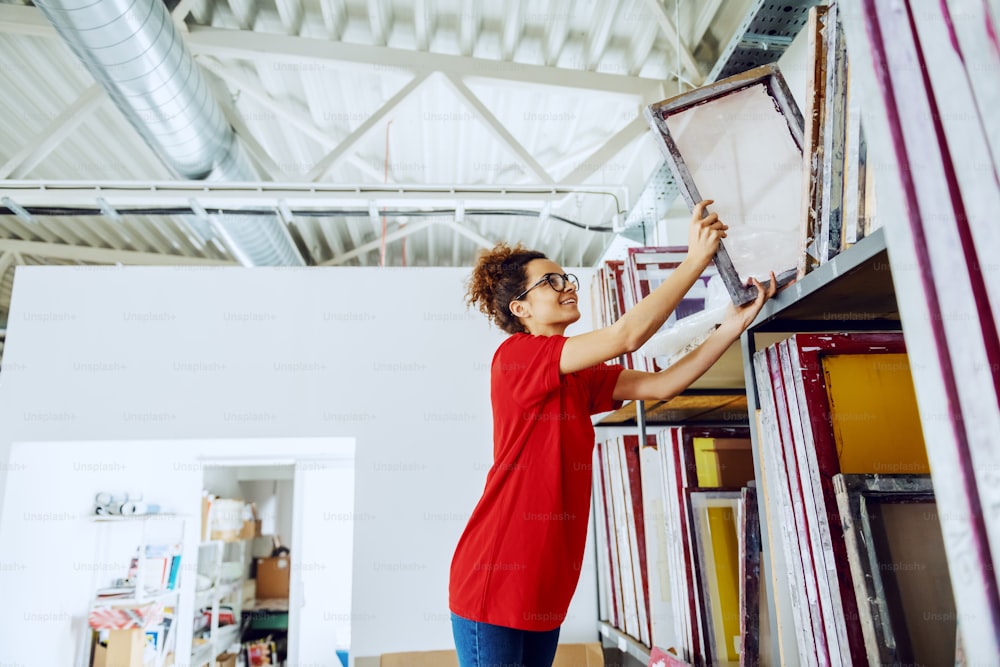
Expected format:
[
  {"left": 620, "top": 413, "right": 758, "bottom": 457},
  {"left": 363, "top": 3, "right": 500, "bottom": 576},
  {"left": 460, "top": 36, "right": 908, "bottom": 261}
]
[
  {"left": 645, "top": 64, "right": 805, "bottom": 306},
  {"left": 833, "top": 474, "right": 957, "bottom": 666}
]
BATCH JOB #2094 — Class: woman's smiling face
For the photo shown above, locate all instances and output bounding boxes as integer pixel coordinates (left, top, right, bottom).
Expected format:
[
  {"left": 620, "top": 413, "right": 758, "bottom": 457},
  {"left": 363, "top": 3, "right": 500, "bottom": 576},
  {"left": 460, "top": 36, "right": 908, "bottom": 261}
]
[{"left": 509, "top": 258, "right": 581, "bottom": 335}]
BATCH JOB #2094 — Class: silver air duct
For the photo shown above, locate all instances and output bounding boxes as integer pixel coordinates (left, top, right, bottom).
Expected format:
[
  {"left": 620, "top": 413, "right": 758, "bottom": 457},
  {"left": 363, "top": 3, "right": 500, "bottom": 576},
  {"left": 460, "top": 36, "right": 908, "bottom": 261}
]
[{"left": 35, "top": 0, "right": 305, "bottom": 266}]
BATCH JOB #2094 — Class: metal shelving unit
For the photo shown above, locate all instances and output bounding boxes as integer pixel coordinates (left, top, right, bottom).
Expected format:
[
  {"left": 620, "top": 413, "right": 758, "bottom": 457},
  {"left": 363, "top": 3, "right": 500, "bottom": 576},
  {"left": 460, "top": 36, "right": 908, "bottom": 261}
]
[
  {"left": 591, "top": 228, "right": 899, "bottom": 664},
  {"left": 190, "top": 539, "right": 248, "bottom": 667},
  {"left": 84, "top": 514, "right": 186, "bottom": 667},
  {"left": 740, "top": 227, "right": 900, "bottom": 665},
  {"left": 598, "top": 620, "right": 652, "bottom": 666},
  {"left": 748, "top": 227, "right": 896, "bottom": 329}
]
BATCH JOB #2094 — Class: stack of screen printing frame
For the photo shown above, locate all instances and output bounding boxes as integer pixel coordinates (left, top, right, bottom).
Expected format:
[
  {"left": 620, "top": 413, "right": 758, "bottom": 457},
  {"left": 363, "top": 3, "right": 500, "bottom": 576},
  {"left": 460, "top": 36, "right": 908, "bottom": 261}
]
[
  {"left": 592, "top": 334, "right": 957, "bottom": 665},
  {"left": 589, "top": 3, "right": 966, "bottom": 664}
]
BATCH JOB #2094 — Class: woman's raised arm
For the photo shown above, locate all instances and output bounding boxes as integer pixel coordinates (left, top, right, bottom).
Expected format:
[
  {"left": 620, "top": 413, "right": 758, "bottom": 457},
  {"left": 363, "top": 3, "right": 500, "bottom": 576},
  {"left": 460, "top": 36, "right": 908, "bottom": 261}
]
[
  {"left": 559, "top": 199, "right": 727, "bottom": 375},
  {"left": 611, "top": 273, "right": 776, "bottom": 401}
]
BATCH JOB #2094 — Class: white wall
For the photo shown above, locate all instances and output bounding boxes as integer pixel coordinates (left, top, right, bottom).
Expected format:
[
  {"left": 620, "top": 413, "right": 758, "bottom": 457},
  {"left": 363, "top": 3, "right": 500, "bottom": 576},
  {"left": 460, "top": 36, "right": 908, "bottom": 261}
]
[{"left": 0, "top": 265, "right": 601, "bottom": 664}]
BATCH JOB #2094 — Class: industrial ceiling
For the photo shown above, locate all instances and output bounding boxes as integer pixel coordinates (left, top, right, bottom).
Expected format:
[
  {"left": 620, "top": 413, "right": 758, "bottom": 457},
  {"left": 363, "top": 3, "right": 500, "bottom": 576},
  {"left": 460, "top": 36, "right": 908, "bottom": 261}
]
[{"left": 0, "top": 0, "right": 818, "bottom": 353}]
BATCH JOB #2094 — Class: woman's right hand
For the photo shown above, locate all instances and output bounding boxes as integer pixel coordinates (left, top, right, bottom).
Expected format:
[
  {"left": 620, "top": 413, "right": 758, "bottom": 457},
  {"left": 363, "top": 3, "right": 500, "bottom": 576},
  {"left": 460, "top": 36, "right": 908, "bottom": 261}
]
[{"left": 687, "top": 199, "right": 728, "bottom": 266}]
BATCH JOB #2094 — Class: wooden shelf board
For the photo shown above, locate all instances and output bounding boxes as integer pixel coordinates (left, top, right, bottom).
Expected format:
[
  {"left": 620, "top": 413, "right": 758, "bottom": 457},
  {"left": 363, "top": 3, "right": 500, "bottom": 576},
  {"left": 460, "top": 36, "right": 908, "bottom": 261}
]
[{"left": 597, "top": 391, "right": 748, "bottom": 426}]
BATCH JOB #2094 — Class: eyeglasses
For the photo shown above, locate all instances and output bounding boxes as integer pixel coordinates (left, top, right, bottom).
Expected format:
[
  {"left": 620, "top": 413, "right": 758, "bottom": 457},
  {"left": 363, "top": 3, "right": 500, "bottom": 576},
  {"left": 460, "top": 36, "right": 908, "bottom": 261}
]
[{"left": 512, "top": 273, "right": 579, "bottom": 302}]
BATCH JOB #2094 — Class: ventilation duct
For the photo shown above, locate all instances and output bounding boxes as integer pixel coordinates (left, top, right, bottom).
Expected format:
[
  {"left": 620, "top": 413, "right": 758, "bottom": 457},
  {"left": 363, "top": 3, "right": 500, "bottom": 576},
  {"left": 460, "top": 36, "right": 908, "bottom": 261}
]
[{"left": 35, "top": 0, "right": 305, "bottom": 266}]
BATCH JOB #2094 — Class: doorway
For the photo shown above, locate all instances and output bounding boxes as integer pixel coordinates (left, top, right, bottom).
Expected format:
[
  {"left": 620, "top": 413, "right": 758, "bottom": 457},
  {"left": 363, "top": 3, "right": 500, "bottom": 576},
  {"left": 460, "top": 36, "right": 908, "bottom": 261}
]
[{"left": 195, "top": 448, "right": 356, "bottom": 667}]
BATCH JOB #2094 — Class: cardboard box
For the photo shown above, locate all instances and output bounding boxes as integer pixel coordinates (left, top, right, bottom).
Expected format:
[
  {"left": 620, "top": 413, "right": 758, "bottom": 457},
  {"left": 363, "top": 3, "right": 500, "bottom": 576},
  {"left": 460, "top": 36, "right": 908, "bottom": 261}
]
[
  {"left": 92, "top": 640, "right": 107, "bottom": 667},
  {"left": 255, "top": 556, "right": 290, "bottom": 599},
  {"left": 209, "top": 498, "right": 246, "bottom": 541},
  {"left": 106, "top": 629, "right": 144, "bottom": 667},
  {"left": 215, "top": 653, "right": 238, "bottom": 667},
  {"left": 239, "top": 518, "right": 262, "bottom": 540},
  {"left": 380, "top": 650, "right": 457, "bottom": 667},
  {"left": 201, "top": 495, "right": 211, "bottom": 542},
  {"left": 379, "top": 642, "right": 603, "bottom": 667}
]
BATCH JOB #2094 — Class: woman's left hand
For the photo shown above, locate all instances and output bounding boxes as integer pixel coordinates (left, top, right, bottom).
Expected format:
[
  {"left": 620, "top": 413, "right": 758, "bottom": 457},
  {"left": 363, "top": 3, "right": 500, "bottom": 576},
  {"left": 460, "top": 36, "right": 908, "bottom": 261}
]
[{"left": 719, "top": 271, "right": 778, "bottom": 336}]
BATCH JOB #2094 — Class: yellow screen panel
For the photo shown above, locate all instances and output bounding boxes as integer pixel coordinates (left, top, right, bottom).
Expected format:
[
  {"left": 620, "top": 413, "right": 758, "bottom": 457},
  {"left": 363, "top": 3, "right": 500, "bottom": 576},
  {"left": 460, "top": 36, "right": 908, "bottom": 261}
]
[
  {"left": 693, "top": 437, "right": 754, "bottom": 488},
  {"left": 707, "top": 506, "right": 741, "bottom": 663},
  {"left": 822, "top": 353, "right": 929, "bottom": 474}
]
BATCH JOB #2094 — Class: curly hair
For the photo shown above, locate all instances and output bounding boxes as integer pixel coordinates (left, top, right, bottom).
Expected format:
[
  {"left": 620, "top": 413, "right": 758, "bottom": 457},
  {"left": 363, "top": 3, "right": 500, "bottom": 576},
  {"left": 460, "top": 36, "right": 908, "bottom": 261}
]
[{"left": 467, "top": 242, "right": 547, "bottom": 334}]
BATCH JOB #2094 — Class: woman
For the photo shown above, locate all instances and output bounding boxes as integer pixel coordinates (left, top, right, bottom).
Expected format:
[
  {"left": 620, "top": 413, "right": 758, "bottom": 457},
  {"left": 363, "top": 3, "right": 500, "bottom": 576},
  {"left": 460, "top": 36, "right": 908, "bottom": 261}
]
[{"left": 449, "top": 200, "right": 777, "bottom": 667}]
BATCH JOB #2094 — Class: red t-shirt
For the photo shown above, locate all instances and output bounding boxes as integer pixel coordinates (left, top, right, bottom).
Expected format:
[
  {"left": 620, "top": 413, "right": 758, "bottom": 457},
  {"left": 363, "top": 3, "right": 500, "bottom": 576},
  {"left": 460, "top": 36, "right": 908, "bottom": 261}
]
[{"left": 449, "top": 333, "right": 624, "bottom": 631}]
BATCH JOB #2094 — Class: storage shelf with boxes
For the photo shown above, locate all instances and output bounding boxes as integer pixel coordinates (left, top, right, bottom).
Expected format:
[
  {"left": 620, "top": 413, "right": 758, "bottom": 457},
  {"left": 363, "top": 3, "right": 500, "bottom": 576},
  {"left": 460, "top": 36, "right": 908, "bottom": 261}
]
[{"left": 201, "top": 493, "right": 261, "bottom": 543}]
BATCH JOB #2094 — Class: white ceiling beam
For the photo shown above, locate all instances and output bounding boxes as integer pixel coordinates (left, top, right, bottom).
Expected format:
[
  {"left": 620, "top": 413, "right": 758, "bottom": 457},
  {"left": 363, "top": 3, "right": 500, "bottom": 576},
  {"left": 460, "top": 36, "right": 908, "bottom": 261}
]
[
  {"left": 306, "top": 72, "right": 431, "bottom": 182},
  {"left": 220, "top": 108, "right": 283, "bottom": 182},
  {"left": 119, "top": 213, "right": 172, "bottom": 255},
  {"left": 693, "top": 0, "right": 726, "bottom": 47},
  {"left": 543, "top": 0, "right": 572, "bottom": 66},
  {"left": 275, "top": 0, "right": 305, "bottom": 36},
  {"left": 0, "top": 183, "right": 624, "bottom": 209},
  {"left": 170, "top": 0, "right": 199, "bottom": 31},
  {"left": 322, "top": 217, "right": 437, "bottom": 266},
  {"left": 0, "top": 252, "right": 15, "bottom": 284},
  {"left": 318, "top": 0, "right": 348, "bottom": 40},
  {"left": 500, "top": 0, "right": 525, "bottom": 61},
  {"left": 183, "top": 25, "right": 659, "bottom": 97},
  {"left": 200, "top": 57, "right": 385, "bottom": 181},
  {"left": 548, "top": 136, "right": 617, "bottom": 175},
  {"left": 626, "top": 13, "right": 660, "bottom": 76},
  {"left": 368, "top": 0, "right": 393, "bottom": 46},
  {"left": 641, "top": 0, "right": 703, "bottom": 85},
  {"left": 0, "top": 4, "right": 54, "bottom": 36},
  {"left": 199, "top": 57, "right": 327, "bottom": 143},
  {"left": 426, "top": 217, "right": 437, "bottom": 266},
  {"left": 0, "top": 239, "right": 236, "bottom": 265},
  {"left": 74, "top": 218, "right": 118, "bottom": 250},
  {"left": 0, "top": 1, "right": 660, "bottom": 97},
  {"left": 347, "top": 154, "right": 389, "bottom": 182},
  {"left": 228, "top": 0, "right": 257, "bottom": 31},
  {"left": 458, "top": 0, "right": 480, "bottom": 57},
  {"left": 413, "top": 0, "right": 433, "bottom": 51},
  {"left": 0, "top": 85, "right": 104, "bottom": 180},
  {"left": 188, "top": 0, "right": 214, "bottom": 25},
  {"left": 559, "top": 117, "right": 647, "bottom": 184},
  {"left": 317, "top": 218, "right": 347, "bottom": 258},
  {"left": 441, "top": 73, "right": 554, "bottom": 185},
  {"left": 0, "top": 207, "right": 64, "bottom": 245},
  {"left": 207, "top": 77, "right": 283, "bottom": 182},
  {"left": 440, "top": 219, "right": 494, "bottom": 250},
  {"left": 585, "top": 1, "right": 619, "bottom": 70},
  {"left": 342, "top": 211, "right": 369, "bottom": 265}
]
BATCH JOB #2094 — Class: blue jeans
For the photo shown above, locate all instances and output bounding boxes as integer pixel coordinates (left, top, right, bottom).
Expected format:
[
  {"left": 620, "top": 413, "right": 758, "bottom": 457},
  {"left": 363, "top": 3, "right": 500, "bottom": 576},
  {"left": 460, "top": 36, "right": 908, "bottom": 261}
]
[{"left": 451, "top": 612, "right": 560, "bottom": 667}]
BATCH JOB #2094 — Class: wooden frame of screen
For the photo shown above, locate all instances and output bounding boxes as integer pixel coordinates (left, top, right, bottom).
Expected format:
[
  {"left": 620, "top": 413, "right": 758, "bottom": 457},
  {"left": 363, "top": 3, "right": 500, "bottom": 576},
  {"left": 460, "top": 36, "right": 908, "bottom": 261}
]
[
  {"left": 784, "top": 332, "right": 910, "bottom": 664},
  {"left": 679, "top": 427, "right": 753, "bottom": 666},
  {"left": 738, "top": 484, "right": 762, "bottom": 667},
  {"left": 688, "top": 490, "right": 743, "bottom": 667},
  {"left": 644, "top": 64, "right": 805, "bottom": 306},
  {"left": 832, "top": 473, "right": 936, "bottom": 665}
]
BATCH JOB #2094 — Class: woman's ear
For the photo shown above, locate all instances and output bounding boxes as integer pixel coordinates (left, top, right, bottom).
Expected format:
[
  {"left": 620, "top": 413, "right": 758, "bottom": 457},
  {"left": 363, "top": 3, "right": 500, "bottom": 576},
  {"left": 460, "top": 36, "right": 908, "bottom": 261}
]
[{"left": 509, "top": 299, "right": 529, "bottom": 319}]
